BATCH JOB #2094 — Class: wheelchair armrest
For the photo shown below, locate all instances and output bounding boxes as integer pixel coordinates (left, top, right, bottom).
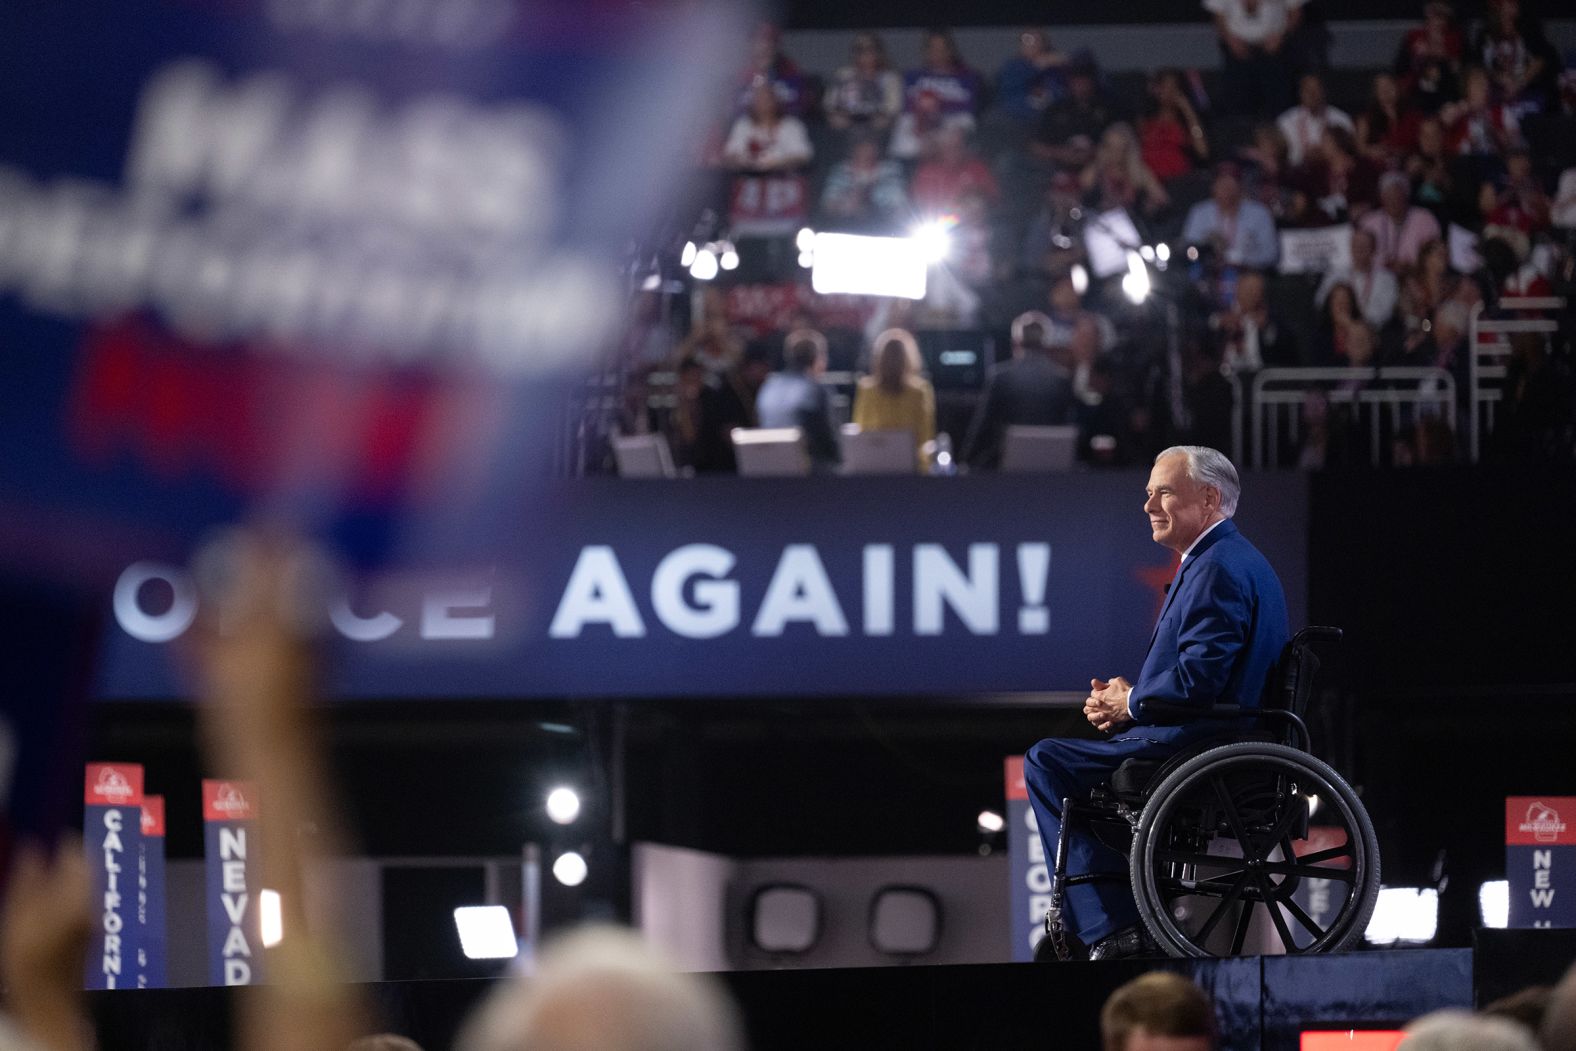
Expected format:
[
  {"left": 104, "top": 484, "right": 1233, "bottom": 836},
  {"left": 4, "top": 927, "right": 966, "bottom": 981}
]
[{"left": 1138, "top": 701, "right": 1257, "bottom": 725}]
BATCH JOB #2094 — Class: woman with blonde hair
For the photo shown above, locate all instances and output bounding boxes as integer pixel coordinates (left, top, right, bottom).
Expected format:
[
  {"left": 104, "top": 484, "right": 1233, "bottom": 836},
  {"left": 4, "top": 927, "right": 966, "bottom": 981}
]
[
  {"left": 852, "top": 328, "right": 936, "bottom": 471},
  {"left": 1080, "top": 122, "right": 1169, "bottom": 217}
]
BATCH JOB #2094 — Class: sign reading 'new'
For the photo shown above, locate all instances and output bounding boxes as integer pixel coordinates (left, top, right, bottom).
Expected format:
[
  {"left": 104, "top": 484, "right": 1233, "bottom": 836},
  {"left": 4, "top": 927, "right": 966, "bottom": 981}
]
[
  {"left": 204, "top": 780, "right": 263, "bottom": 986},
  {"left": 1506, "top": 797, "right": 1576, "bottom": 928}
]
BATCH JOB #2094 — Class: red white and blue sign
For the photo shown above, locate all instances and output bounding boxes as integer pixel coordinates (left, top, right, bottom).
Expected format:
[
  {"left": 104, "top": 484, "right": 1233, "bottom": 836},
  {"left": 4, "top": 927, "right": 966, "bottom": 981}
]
[
  {"left": 203, "top": 780, "right": 262, "bottom": 986},
  {"left": 1004, "top": 756, "right": 1047, "bottom": 962},
  {"left": 1506, "top": 797, "right": 1576, "bottom": 928},
  {"left": 83, "top": 763, "right": 144, "bottom": 990},
  {"left": 137, "top": 795, "right": 168, "bottom": 989}
]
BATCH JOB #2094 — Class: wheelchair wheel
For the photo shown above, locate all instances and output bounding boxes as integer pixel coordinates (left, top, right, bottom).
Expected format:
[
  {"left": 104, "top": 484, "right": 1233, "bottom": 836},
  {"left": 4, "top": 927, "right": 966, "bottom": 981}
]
[{"left": 1129, "top": 742, "right": 1380, "bottom": 958}]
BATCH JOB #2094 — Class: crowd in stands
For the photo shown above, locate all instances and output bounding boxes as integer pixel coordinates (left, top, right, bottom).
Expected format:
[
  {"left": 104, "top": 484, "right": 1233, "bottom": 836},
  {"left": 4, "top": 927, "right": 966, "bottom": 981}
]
[{"left": 609, "top": 3, "right": 1576, "bottom": 475}]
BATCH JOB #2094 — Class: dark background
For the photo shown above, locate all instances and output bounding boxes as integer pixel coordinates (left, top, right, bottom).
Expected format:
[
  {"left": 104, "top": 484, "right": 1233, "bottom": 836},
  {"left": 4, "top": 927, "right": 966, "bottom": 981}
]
[{"left": 775, "top": 0, "right": 1575, "bottom": 28}]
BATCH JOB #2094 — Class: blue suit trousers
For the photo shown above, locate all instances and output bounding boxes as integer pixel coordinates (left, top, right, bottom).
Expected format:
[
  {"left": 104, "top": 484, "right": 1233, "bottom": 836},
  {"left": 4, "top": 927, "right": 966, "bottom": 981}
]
[{"left": 1023, "top": 735, "right": 1183, "bottom": 946}]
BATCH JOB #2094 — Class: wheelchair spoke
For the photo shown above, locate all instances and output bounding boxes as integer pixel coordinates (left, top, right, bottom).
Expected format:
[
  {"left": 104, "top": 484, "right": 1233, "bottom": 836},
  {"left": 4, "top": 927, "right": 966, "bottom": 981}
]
[
  {"left": 1212, "top": 777, "right": 1260, "bottom": 859},
  {"left": 1295, "top": 843, "right": 1354, "bottom": 866},
  {"left": 1195, "top": 872, "right": 1251, "bottom": 944},
  {"left": 1159, "top": 874, "right": 1246, "bottom": 898},
  {"left": 1229, "top": 896, "right": 1255, "bottom": 955},
  {"left": 1282, "top": 894, "right": 1328, "bottom": 942},
  {"left": 1259, "top": 861, "right": 1357, "bottom": 882},
  {"left": 1253, "top": 872, "right": 1301, "bottom": 953}
]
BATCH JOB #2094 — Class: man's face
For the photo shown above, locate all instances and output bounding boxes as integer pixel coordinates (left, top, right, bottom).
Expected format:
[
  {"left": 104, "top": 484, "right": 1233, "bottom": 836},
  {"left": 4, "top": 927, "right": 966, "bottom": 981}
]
[
  {"left": 1299, "top": 75, "right": 1324, "bottom": 111},
  {"left": 1124, "top": 1031, "right": 1214, "bottom": 1051},
  {"left": 1351, "top": 229, "right": 1375, "bottom": 269},
  {"left": 1213, "top": 172, "right": 1241, "bottom": 210},
  {"left": 1144, "top": 453, "right": 1218, "bottom": 553}
]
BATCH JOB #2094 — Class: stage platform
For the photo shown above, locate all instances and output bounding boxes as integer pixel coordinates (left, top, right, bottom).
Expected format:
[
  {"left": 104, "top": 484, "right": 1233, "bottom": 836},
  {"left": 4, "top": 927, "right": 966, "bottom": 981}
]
[{"left": 89, "top": 931, "right": 1576, "bottom": 1051}]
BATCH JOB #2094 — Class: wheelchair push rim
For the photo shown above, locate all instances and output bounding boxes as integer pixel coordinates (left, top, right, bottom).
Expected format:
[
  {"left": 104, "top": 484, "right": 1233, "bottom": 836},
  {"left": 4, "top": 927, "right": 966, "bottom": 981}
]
[{"left": 1130, "top": 742, "right": 1380, "bottom": 958}]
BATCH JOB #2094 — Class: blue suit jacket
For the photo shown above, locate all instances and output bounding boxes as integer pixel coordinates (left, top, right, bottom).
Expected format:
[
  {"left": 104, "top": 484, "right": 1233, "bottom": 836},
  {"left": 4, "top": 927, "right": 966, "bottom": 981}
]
[{"left": 1121, "top": 519, "right": 1289, "bottom": 747}]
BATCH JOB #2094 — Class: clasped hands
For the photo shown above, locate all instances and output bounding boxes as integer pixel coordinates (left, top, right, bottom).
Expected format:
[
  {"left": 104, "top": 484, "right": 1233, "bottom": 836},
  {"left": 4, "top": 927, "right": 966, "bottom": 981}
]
[{"left": 1084, "top": 676, "right": 1134, "bottom": 733}]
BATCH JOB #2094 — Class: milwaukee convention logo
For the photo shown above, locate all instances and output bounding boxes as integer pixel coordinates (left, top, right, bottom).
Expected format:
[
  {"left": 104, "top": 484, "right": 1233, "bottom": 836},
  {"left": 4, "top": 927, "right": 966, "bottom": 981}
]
[
  {"left": 210, "top": 784, "right": 251, "bottom": 818},
  {"left": 1521, "top": 802, "right": 1567, "bottom": 843},
  {"left": 91, "top": 767, "right": 137, "bottom": 805}
]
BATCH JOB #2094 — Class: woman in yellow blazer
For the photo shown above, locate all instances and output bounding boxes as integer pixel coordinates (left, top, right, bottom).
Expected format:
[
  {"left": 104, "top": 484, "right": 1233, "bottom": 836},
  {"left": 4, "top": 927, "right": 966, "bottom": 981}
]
[{"left": 851, "top": 328, "right": 936, "bottom": 471}]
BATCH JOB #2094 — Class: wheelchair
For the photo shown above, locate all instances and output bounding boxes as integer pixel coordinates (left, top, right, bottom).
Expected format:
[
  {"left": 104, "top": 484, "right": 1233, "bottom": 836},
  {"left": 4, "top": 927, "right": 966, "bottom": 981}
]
[{"left": 1042, "top": 627, "right": 1381, "bottom": 959}]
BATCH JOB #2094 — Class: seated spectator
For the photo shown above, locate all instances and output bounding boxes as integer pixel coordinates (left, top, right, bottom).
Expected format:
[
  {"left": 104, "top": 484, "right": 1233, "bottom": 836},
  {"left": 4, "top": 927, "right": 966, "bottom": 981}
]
[
  {"left": 1472, "top": 0, "right": 1559, "bottom": 114},
  {"left": 755, "top": 328, "right": 840, "bottom": 471},
  {"left": 1357, "top": 73, "right": 1423, "bottom": 164},
  {"left": 722, "top": 81, "right": 812, "bottom": 172},
  {"left": 823, "top": 33, "right": 903, "bottom": 139},
  {"left": 889, "top": 87, "right": 975, "bottom": 162},
  {"left": 457, "top": 925, "right": 743, "bottom": 1051},
  {"left": 851, "top": 328, "right": 937, "bottom": 469},
  {"left": 1100, "top": 971, "right": 1217, "bottom": 1051},
  {"left": 1316, "top": 226, "right": 1400, "bottom": 328},
  {"left": 1394, "top": 2, "right": 1464, "bottom": 109},
  {"left": 1359, "top": 170, "right": 1443, "bottom": 269},
  {"left": 961, "top": 314, "right": 1076, "bottom": 469},
  {"left": 1210, "top": 269, "right": 1298, "bottom": 372},
  {"left": 820, "top": 129, "right": 908, "bottom": 228},
  {"left": 1205, "top": 0, "right": 1304, "bottom": 118},
  {"left": 1285, "top": 126, "right": 1380, "bottom": 224},
  {"left": 1182, "top": 162, "right": 1280, "bottom": 269},
  {"left": 906, "top": 28, "right": 983, "bottom": 113},
  {"left": 1031, "top": 51, "right": 1123, "bottom": 173},
  {"left": 1278, "top": 73, "right": 1355, "bottom": 167},
  {"left": 994, "top": 28, "right": 1067, "bottom": 127},
  {"left": 1483, "top": 144, "right": 1551, "bottom": 234},
  {"left": 911, "top": 125, "right": 1000, "bottom": 216},
  {"left": 1017, "top": 172, "right": 1088, "bottom": 277},
  {"left": 1080, "top": 122, "right": 1169, "bottom": 218},
  {"left": 1441, "top": 67, "right": 1518, "bottom": 159},
  {"left": 1480, "top": 227, "right": 1552, "bottom": 297},
  {"left": 1312, "top": 281, "right": 1364, "bottom": 364},
  {"left": 1406, "top": 115, "right": 1456, "bottom": 217},
  {"left": 1237, "top": 123, "right": 1294, "bottom": 220},
  {"left": 1139, "top": 69, "right": 1210, "bottom": 184},
  {"left": 1396, "top": 1010, "right": 1540, "bottom": 1051},
  {"left": 733, "top": 22, "right": 806, "bottom": 117},
  {"left": 1553, "top": 165, "right": 1576, "bottom": 229}
]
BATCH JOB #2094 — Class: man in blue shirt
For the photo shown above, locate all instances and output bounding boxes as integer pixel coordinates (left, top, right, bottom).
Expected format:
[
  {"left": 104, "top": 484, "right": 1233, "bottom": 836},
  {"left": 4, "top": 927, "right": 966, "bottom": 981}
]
[
  {"left": 1181, "top": 163, "right": 1280, "bottom": 270},
  {"left": 1023, "top": 446, "right": 1290, "bottom": 959},
  {"left": 755, "top": 329, "right": 841, "bottom": 472}
]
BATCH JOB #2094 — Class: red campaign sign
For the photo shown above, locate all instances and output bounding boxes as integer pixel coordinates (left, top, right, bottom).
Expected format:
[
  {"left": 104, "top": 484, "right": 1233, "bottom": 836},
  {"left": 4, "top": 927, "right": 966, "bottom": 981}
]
[
  {"left": 728, "top": 174, "right": 809, "bottom": 234},
  {"left": 203, "top": 780, "right": 257, "bottom": 823},
  {"left": 141, "top": 795, "right": 166, "bottom": 838},
  {"left": 1004, "top": 755, "right": 1027, "bottom": 801},
  {"left": 724, "top": 284, "right": 875, "bottom": 337},
  {"left": 1506, "top": 797, "right": 1576, "bottom": 846},
  {"left": 84, "top": 763, "right": 144, "bottom": 807}
]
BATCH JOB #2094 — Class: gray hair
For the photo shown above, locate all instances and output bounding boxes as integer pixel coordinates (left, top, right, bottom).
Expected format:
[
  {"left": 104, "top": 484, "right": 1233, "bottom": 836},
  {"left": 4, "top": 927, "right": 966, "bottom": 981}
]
[
  {"left": 1399, "top": 1010, "right": 1540, "bottom": 1051},
  {"left": 456, "top": 925, "right": 743, "bottom": 1051},
  {"left": 1157, "top": 446, "right": 1241, "bottom": 517}
]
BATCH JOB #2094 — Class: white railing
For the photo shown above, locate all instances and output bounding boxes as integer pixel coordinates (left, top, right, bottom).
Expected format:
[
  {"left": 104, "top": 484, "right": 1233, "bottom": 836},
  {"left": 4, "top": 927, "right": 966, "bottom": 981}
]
[
  {"left": 1468, "top": 297, "right": 1565, "bottom": 463},
  {"left": 1245, "top": 367, "right": 1457, "bottom": 469}
]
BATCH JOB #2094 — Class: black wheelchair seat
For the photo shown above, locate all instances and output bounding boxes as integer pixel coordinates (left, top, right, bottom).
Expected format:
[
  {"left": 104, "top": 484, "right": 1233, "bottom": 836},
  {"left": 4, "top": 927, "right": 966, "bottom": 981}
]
[{"left": 1108, "top": 732, "right": 1278, "bottom": 806}]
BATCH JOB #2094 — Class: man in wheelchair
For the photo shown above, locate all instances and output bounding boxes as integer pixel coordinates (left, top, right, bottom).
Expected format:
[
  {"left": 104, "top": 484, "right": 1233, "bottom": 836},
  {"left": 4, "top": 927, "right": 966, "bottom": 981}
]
[
  {"left": 1026, "top": 445, "right": 1378, "bottom": 960},
  {"left": 1027, "top": 446, "right": 1285, "bottom": 960}
]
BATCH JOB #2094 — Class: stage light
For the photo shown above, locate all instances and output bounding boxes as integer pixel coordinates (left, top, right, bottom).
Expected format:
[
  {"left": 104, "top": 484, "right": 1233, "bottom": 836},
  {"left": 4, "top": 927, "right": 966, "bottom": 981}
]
[
  {"left": 454, "top": 905, "right": 519, "bottom": 960},
  {"left": 1121, "top": 251, "right": 1151, "bottom": 305},
  {"left": 798, "top": 250, "right": 815, "bottom": 269},
  {"left": 1139, "top": 244, "right": 1155, "bottom": 261},
  {"left": 1156, "top": 242, "right": 1171, "bottom": 262},
  {"left": 552, "top": 850, "right": 588, "bottom": 887},
  {"left": 796, "top": 227, "right": 816, "bottom": 253},
  {"left": 1070, "top": 263, "right": 1089, "bottom": 295},
  {"left": 1364, "top": 886, "right": 1439, "bottom": 945},
  {"left": 976, "top": 810, "right": 1005, "bottom": 834},
  {"left": 545, "top": 786, "right": 581, "bottom": 825},
  {"left": 689, "top": 248, "right": 718, "bottom": 281},
  {"left": 719, "top": 246, "right": 740, "bottom": 271},
  {"left": 260, "top": 889, "right": 283, "bottom": 947},
  {"left": 810, "top": 233, "right": 926, "bottom": 299},
  {"left": 912, "top": 220, "right": 953, "bottom": 264},
  {"left": 639, "top": 272, "right": 661, "bottom": 291},
  {"left": 680, "top": 241, "right": 697, "bottom": 268},
  {"left": 1479, "top": 880, "right": 1509, "bottom": 929}
]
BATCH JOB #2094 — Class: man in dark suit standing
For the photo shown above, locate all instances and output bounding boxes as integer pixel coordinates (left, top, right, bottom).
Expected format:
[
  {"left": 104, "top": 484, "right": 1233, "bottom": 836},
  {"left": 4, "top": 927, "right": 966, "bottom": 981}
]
[
  {"left": 960, "top": 313, "right": 1076, "bottom": 469},
  {"left": 1023, "top": 446, "right": 1289, "bottom": 959}
]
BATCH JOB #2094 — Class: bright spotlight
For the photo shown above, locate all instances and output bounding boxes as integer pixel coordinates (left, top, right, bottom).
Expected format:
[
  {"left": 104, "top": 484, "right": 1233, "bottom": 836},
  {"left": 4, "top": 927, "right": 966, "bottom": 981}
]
[
  {"left": 1069, "top": 263, "right": 1089, "bottom": 296},
  {"left": 798, "top": 250, "right": 815, "bottom": 269},
  {"left": 680, "top": 241, "right": 697, "bottom": 268},
  {"left": 1121, "top": 250, "right": 1151, "bottom": 304},
  {"left": 1156, "top": 242, "right": 1171, "bottom": 262},
  {"left": 553, "top": 851, "right": 589, "bottom": 887},
  {"left": 719, "top": 246, "right": 740, "bottom": 271},
  {"left": 454, "top": 905, "right": 519, "bottom": 960},
  {"left": 1364, "top": 887, "right": 1439, "bottom": 945},
  {"left": 976, "top": 810, "right": 1005, "bottom": 834},
  {"left": 1479, "top": 880, "right": 1509, "bottom": 929},
  {"left": 546, "top": 786, "right": 581, "bottom": 825},
  {"left": 689, "top": 248, "right": 719, "bottom": 281},
  {"left": 796, "top": 227, "right": 816, "bottom": 253},
  {"left": 810, "top": 233, "right": 927, "bottom": 299},
  {"left": 260, "top": 889, "right": 283, "bottom": 948},
  {"left": 912, "top": 220, "right": 953, "bottom": 264},
  {"left": 1139, "top": 244, "right": 1155, "bottom": 261}
]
